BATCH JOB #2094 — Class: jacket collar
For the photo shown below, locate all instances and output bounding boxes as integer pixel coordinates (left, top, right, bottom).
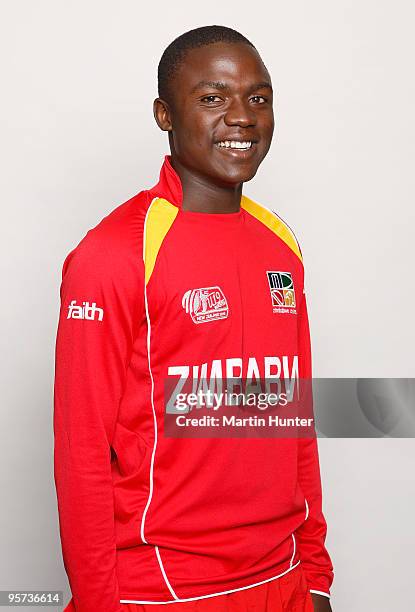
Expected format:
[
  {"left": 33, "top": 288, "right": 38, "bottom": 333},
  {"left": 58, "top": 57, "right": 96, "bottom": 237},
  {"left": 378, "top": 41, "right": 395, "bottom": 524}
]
[{"left": 148, "top": 154, "right": 183, "bottom": 209}]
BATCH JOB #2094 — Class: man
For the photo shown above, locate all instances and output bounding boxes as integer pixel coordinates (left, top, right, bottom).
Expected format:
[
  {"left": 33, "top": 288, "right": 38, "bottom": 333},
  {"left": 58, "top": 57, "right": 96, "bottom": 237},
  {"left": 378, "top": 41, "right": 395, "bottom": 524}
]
[{"left": 54, "top": 25, "right": 334, "bottom": 612}]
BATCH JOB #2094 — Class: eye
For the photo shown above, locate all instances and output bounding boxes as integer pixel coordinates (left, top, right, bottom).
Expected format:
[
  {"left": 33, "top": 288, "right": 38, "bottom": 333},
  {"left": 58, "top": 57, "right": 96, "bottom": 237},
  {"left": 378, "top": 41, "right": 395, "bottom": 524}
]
[
  {"left": 200, "top": 95, "right": 223, "bottom": 103},
  {"left": 250, "top": 95, "right": 267, "bottom": 104}
]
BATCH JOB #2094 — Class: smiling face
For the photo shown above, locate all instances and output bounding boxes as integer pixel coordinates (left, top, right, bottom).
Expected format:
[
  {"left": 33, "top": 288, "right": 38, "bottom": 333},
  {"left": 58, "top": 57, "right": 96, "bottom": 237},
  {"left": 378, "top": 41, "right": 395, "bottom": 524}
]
[{"left": 154, "top": 42, "right": 275, "bottom": 186}]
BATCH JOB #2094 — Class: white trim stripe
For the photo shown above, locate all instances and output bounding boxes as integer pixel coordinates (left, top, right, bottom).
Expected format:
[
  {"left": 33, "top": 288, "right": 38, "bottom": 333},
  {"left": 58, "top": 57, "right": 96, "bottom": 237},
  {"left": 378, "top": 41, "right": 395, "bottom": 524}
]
[
  {"left": 270, "top": 208, "right": 302, "bottom": 257},
  {"left": 155, "top": 546, "right": 179, "bottom": 600},
  {"left": 140, "top": 197, "right": 159, "bottom": 545},
  {"left": 304, "top": 497, "right": 309, "bottom": 521},
  {"left": 290, "top": 533, "right": 296, "bottom": 567},
  {"left": 310, "top": 589, "right": 331, "bottom": 598},
  {"left": 120, "top": 560, "right": 301, "bottom": 604},
  {"left": 140, "top": 198, "right": 180, "bottom": 599}
]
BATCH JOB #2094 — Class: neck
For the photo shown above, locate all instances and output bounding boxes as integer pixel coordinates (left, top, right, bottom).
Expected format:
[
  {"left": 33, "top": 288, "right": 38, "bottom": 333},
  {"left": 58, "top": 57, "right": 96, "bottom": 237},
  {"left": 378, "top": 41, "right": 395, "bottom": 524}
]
[{"left": 170, "top": 155, "right": 243, "bottom": 214}]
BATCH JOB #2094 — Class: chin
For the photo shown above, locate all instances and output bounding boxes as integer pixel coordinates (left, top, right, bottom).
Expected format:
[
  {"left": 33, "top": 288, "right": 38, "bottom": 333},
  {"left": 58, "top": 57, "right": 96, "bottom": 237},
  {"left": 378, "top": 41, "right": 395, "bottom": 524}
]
[{"left": 218, "top": 165, "right": 259, "bottom": 185}]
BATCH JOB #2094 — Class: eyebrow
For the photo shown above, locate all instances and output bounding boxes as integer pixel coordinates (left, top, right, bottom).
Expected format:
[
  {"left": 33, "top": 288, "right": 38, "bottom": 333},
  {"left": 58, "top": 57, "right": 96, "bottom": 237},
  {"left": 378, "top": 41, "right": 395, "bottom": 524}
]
[{"left": 190, "top": 80, "right": 273, "bottom": 95}]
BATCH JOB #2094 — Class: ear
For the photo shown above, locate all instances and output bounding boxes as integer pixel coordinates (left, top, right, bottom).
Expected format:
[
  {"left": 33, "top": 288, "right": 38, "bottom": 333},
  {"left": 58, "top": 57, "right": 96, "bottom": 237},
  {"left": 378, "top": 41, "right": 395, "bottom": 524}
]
[{"left": 153, "top": 98, "right": 173, "bottom": 132}]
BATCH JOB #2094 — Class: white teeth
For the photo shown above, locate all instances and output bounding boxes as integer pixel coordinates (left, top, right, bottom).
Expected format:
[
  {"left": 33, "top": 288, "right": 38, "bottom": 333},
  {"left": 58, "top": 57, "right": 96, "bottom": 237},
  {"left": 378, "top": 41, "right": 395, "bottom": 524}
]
[{"left": 217, "top": 140, "right": 252, "bottom": 149}]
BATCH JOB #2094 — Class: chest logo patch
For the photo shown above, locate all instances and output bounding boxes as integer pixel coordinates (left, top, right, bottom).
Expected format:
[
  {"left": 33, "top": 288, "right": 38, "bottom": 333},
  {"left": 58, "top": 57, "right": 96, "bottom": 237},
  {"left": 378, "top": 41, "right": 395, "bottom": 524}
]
[
  {"left": 266, "top": 271, "right": 297, "bottom": 314},
  {"left": 182, "top": 286, "right": 229, "bottom": 324}
]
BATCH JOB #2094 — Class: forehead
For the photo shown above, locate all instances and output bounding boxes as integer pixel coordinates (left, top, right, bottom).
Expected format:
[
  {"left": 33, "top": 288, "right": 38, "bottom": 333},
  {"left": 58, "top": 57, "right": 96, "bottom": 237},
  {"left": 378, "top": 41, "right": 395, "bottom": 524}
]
[{"left": 174, "top": 42, "right": 270, "bottom": 92}]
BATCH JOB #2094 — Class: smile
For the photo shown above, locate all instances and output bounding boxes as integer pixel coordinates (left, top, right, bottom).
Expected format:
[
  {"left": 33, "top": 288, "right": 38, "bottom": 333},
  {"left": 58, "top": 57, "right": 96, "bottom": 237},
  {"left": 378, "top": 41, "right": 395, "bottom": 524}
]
[
  {"left": 214, "top": 140, "right": 255, "bottom": 151},
  {"left": 215, "top": 140, "right": 256, "bottom": 160}
]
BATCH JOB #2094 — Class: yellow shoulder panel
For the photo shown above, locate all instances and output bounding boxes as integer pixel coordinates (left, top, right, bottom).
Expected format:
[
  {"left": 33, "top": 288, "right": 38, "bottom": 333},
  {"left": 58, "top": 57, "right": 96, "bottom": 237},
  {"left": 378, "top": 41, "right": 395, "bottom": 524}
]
[
  {"left": 240, "top": 194, "right": 302, "bottom": 263},
  {"left": 144, "top": 197, "right": 179, "bottom": 285}
]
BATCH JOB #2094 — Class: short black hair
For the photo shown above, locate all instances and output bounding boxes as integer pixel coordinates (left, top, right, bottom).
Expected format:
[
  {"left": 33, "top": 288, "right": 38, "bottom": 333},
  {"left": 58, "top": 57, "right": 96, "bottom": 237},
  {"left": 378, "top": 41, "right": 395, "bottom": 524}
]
[{"left": 158, "top": 25, "right": 256, "bottom": 105}]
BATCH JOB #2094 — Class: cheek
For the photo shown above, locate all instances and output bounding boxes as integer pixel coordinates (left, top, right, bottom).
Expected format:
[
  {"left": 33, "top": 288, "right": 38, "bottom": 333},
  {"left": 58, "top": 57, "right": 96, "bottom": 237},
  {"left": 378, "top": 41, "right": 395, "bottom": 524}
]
[
  {"left": 267, "top": 117, "right": 275, "bottom": 139},
  {"left": 257, "top": 117, "right": 274, "bottom": 154},
  {"left": 260, "top": 112, "right": 274, "bottom": 134},
  {"left": 175, "top": 120, "right": 214, "bottom": 155}
]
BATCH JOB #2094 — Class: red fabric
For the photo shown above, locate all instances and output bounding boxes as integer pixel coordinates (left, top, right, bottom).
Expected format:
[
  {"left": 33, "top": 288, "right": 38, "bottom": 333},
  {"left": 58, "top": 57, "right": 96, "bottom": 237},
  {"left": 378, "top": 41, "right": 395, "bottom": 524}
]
[
  {"left": 63, "top": 564, "right": 314, "bottom": 611},
  {"left": 54, "top": 155, "right": 334, "bottom": 612}
]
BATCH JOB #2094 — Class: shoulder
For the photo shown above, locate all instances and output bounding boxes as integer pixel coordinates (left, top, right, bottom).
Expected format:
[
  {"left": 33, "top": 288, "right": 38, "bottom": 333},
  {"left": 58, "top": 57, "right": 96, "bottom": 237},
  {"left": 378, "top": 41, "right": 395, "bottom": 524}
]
[
  {"left": 241, "top": 193, "right": 303, "bottom": 264},
  {"left": 61, "top": 190, "right": 151, "bottom": 286}
]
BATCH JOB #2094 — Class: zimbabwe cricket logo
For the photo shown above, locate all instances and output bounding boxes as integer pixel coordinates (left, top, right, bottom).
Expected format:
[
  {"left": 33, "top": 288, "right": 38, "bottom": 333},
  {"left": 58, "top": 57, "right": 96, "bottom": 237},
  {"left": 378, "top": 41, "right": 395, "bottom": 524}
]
[
  {"left": 266, "top": 271, "right": 297, "bottom": 314},
  {"left": 182, "top": 286, "right": 229, "bottom": 324}
]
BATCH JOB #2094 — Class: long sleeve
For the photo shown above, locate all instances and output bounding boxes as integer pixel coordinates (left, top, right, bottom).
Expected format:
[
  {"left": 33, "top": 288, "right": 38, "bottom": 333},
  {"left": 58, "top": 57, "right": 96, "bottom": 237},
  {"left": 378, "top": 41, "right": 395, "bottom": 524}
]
[
  {"left": 53, "top": 223, "right": 144, "bottom": 612},
  {"left": 295, "top": 289, "right": 334, "bottom": 597}
]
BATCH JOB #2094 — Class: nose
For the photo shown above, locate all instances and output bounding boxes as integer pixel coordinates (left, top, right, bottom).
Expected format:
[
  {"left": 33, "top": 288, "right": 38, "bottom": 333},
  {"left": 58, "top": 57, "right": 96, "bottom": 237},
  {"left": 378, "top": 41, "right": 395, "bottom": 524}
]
[{"left": 224, "top": 96, "right": 257, "bottom": 127}]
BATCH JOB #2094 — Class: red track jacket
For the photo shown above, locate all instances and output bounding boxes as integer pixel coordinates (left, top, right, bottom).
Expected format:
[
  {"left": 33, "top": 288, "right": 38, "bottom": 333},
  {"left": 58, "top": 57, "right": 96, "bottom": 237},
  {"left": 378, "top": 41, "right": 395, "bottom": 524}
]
[{"left": 53, "top": 155, "right": 334, "bottom": 611}]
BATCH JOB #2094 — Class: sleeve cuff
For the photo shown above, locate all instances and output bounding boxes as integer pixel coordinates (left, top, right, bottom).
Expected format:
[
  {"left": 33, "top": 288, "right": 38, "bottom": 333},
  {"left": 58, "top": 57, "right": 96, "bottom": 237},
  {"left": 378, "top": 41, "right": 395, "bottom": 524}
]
[{"left": 310, "top": 589, "right": 330, "bottom": 598}]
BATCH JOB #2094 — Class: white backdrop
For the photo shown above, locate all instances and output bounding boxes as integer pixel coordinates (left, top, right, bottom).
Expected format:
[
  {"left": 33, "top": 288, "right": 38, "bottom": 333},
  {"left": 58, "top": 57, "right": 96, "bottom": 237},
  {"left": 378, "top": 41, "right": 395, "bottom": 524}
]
[{"left": 1, "top": 1, "right": 414, "bottom": 610}]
